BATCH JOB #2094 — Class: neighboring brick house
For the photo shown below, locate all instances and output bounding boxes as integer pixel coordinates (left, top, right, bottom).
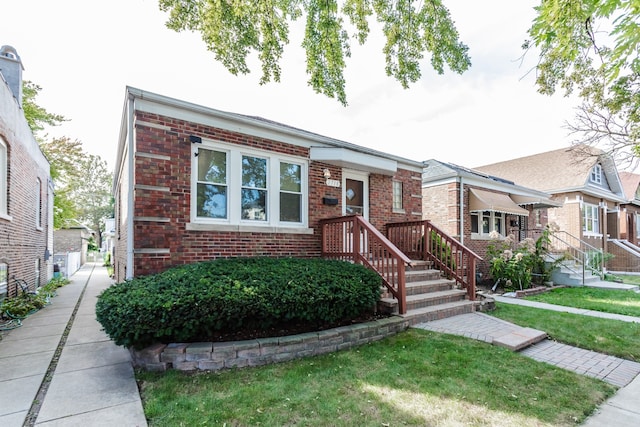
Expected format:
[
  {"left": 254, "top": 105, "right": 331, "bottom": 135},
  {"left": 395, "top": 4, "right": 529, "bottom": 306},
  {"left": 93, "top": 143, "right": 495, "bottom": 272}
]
[
  {"left": 422, "top": 159, "right": 559, "bottom": 277},
  {"left": 0, "top": 45, "right": 54, "bottom": 299},
  {"left": 619, "top": 172, "right": 640, "bottom": 245},
  {"left": 112, "top": 87, "right": 423, "bottom": 282},
  {"left": 603, "top": 172, "right": 640, "bottom": 272},
  {"left": 53, "top": 225, "right": 93, "bottom": 265},
  {"left": 474, "top": 145, "right": 627, "bottom": 265}
]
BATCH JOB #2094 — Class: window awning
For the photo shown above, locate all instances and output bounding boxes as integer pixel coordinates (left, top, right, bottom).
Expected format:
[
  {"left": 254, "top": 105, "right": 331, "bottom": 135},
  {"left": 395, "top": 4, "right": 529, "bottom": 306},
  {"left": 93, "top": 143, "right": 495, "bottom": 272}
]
[
  {"left": 510, "top": 194, "right": 562, "bottom": 209},
  {"left": 469, "top": 188, "right": 529, "bottom": 216}
]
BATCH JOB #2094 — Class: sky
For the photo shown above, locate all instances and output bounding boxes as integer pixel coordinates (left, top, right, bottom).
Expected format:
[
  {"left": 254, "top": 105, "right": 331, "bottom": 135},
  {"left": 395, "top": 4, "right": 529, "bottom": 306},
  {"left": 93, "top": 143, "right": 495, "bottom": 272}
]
[{"left": 2, "top": 0, "right": 581, "bottom": 173}]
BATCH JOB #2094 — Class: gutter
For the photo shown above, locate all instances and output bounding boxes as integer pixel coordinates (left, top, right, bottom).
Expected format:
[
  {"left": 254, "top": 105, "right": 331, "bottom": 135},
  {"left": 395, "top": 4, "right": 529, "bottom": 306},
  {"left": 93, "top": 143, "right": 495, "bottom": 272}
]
[{"left": 459, "top": 176, "right": 465, "bottom": 245}]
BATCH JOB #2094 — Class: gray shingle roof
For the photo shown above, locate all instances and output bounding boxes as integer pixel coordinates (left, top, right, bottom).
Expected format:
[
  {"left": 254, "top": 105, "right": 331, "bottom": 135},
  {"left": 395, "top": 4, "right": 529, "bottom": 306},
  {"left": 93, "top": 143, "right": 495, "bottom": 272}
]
[{"left": 474, "top": 145, "right": 623, "bottom": 198}]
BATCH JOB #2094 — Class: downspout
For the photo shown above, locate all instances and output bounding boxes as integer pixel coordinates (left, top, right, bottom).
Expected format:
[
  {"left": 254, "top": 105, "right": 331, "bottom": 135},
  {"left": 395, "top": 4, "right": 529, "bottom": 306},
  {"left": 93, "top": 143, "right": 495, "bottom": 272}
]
[
  {"left": 126, "top": 95, "right": 135, "bottom": 279},
  {"left": 459, "top": 176, "right": 464, "bottom": 245}
]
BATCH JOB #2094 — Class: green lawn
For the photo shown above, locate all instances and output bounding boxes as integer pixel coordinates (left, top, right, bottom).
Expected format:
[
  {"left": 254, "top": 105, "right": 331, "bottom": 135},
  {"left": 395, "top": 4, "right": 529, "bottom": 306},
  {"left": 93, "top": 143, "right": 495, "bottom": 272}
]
[
  {"left": 524, "top": 286, "right": 640, "bottom": 317},
  {"left": 137, "top": 329, "right": 614, "bottom": 426},
  {"left": 615, "top": 274, "right": 640, "bottom": 286},
  {"left": 490, "top": 303, "right": 640, "bottom": 362}
]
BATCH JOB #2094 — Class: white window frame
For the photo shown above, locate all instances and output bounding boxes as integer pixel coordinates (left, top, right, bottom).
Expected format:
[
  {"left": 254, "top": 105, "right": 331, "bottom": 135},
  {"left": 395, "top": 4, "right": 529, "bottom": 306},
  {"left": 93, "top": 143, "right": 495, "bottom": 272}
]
[
  {"left": 35, "top": 177, "right": 42, "bottom": 230},
  {"left": 190, "top": 140, "right": 309, "bottom": 229},
  {"left": 392, "top": 180, "right": 403, "bottom": 212},
  {"left": 0, "top": 137, "right": 7, "bottom": 218},
  {"left": 636, "top": 214, "right": 640, "bottom": 239},
  {"left": 590, "top": 164, "right": 602, "bottom": 184},
  {"left": 471, "top": 211, "right": 505, "bottom": 238},
  {"left": 583, "top": 203, "right": 600, "bottom": 235}
]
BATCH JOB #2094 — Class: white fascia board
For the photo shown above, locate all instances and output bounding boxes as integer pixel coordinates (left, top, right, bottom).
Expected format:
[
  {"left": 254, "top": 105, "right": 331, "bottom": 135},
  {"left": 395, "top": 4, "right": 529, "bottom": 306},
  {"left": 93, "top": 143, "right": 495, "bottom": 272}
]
[
  {"left": 310, "top": 147, "right": 397, "bottom": 175},
  {"left": 126, "top": 87, "right": 422, "bottom": 172}
]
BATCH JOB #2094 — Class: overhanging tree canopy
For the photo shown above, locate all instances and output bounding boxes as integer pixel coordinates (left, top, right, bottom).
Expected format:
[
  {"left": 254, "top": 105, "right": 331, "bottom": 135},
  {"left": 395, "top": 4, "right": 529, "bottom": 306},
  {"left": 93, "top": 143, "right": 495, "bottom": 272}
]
[{"left": 158, "top": 0, "right": 471, "bottom": 105}]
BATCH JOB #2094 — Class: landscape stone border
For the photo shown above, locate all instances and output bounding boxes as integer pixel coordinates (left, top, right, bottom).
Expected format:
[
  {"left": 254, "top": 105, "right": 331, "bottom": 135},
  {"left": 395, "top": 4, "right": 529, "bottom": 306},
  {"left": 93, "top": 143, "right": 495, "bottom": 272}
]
[{"left": 130, "top": 316, "right": 410, "bottom": 372}]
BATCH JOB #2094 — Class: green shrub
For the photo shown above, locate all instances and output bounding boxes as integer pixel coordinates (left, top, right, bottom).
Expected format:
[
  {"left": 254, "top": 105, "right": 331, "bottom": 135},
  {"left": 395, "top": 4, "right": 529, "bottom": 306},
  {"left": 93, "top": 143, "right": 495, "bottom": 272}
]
[{"left": 96, "top": 258, "right": 383, "bottom": 349}]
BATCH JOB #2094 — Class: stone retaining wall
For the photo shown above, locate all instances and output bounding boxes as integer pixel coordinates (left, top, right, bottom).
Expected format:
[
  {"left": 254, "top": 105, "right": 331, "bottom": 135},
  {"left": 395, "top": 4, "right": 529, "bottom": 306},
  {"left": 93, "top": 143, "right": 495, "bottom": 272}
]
[{"left": 130, "top": 316, "right": 410, "bottom": 372}]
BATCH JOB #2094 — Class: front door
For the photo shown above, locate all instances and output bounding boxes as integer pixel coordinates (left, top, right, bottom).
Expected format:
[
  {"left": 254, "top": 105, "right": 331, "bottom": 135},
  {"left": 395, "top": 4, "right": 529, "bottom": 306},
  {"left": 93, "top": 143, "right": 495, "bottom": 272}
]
[
  {"left": 342, "top": 171, "right": 369, "bottom": 253},
  {"left": 342, "top": 171, "right": 369, "bottom": 219}
]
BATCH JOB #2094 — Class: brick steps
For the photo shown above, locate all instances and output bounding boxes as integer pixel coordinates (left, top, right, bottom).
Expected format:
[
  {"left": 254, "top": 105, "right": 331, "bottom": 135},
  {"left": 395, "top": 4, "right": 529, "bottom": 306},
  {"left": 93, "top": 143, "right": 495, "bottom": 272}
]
[
  {"left": 378, "top": 259, "right": 474, "bottom": 324},
  {"left": 401, "top": 300, "right": 476, "bottom": 326}
]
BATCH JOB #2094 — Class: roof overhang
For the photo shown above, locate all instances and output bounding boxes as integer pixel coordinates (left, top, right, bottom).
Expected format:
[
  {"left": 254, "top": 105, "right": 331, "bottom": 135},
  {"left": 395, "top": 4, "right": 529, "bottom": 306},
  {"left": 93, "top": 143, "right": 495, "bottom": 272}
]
[
  {"left": 510, "top": 194, "right": 562, "bottom": 209},
  {"left": 469, "top": 188, "right": 530, "bottom": 216},
  {"left": 310, "top": 147, "right": 397, "bottom": 175}
]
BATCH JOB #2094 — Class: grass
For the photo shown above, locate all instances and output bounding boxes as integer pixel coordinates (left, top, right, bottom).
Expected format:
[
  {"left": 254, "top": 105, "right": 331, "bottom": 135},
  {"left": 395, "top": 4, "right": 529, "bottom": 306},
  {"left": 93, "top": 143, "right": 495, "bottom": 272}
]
[
  {"left": 490, "top": 304, "right": 640, "bottom": 362},
  {"left": 524, "top": 286, "right": 640, "bottom": 317},
  {"left": 137, "top": 329, "right": 614, "bottom": 426},
  {"left": 615, "top": 274, "right": 640, "bottom": 286}
]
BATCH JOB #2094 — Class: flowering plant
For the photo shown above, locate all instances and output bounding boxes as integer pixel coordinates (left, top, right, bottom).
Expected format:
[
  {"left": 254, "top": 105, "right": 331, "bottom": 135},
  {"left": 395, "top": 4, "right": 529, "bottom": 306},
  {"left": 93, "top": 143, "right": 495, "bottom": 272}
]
[{"left": 486, "top": 231, "right": 536, "bottom": 291}]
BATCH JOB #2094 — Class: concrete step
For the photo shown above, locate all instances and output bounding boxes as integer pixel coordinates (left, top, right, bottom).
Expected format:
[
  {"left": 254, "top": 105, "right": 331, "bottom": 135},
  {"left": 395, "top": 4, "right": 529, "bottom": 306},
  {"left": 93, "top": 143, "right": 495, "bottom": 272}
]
[{"left": 400, "top": 300, "right": 475, "bottom": 326}]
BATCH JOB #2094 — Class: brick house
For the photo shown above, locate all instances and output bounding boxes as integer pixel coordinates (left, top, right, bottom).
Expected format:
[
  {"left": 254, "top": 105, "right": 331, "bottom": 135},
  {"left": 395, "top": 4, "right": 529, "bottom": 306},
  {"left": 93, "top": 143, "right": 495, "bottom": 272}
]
[
  {"left": 422, "top": 159, "right": 559, "bottom": 278},
  {"left": 619, "top": 172, "right": 640, "bottom": 246},
  {"left": 112, "top": 87, "right": 424, "bottom": 282},
  {"left": 0, "top": 45, "right": 54, "bottom": 300},
  {"left": 607, "top": 172, "right": 640, "bottom": 272},
  {"left": 474, "top": 145, "right": 628, "bottom": 272}
]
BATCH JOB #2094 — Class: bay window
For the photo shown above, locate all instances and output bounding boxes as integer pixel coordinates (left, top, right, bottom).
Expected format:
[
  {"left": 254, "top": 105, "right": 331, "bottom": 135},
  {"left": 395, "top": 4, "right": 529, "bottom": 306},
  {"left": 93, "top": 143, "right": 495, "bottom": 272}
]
[{"left": 193, "top": 141, "right": 307, "bottom": 228}]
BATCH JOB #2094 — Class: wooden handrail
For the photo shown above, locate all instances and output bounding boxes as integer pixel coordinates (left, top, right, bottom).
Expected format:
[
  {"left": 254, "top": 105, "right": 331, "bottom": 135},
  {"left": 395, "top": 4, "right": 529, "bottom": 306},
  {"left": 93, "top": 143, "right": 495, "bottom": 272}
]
[
  {"left": 319, "top": 215, "right": 411, "bottom": 314},
  {"left": 386, "top": 220, "right": 481, "bottom": 301}
]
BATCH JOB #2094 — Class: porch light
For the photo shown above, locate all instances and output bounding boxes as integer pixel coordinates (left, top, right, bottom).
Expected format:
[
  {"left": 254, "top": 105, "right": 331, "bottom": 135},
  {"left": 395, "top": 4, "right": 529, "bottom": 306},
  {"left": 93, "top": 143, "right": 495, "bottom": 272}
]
[{"left": 323, "top": 168, "right": 331, "bottom": 179}]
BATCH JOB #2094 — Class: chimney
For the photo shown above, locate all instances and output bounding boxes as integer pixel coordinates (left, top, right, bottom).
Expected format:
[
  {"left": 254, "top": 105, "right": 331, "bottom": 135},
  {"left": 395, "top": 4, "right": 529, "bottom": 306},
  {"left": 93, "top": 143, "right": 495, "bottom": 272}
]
[{"left": 0, "top": 45, "right": 24, "bottom": 106}]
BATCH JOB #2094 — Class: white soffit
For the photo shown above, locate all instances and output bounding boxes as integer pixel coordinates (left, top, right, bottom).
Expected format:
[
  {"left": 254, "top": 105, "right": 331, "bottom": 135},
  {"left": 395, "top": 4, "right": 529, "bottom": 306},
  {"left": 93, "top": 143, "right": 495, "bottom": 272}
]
[{"left": 310, "top": 147, "right": 397, "bottom": 175}]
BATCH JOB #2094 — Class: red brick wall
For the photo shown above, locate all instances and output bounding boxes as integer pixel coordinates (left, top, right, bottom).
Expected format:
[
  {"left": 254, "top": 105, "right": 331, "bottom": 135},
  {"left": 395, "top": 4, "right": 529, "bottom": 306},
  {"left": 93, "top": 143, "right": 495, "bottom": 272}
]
[
  {"left": 114, "top": 111, "right": 421, "bottom": 281},
  {"left": 423, "top": 182, "right": 552, "bottom": 278},
  {"left": 0, "top": 132, "right": 50, "bottom": 296}
]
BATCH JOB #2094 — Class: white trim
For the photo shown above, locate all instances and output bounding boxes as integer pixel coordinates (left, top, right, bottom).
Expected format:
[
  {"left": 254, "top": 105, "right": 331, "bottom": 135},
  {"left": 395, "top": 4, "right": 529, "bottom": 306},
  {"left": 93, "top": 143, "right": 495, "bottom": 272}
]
[
  {"left": 342, "top": 169, "right": 369, "bottom": 220},
  {"left": 0, "top": 137, "right": 6, "bottom": 216},
  {"left": 310, "top": 147, "right": 397, "bottom": 175},
  {"left": 186, "top": 223, "right": 314, "bottom": 234},
  {"left": 134, "top": 217, "right": 171, "bottom": 222},
  {"left": 133, "top": 248, "right": 170, "bottom": 254},
  {"left": 136, "top": 151, "right": 171, "bottom": 161},
  {"left": 191, "top": 139, "right": 309, "bottom": 228},
  {"left": 135, "top": 184, "right": 170, "bottom": 192},
  {"left": 126, "top": 97, "right": 135, "bottom": 280}
]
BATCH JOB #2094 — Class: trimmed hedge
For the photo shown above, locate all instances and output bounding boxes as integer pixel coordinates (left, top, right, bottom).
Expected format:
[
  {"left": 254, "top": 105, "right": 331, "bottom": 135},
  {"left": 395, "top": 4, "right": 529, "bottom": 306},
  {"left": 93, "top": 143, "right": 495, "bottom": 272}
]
[{"left": 96, "top": 258, "right": 382, "bottom": 349}]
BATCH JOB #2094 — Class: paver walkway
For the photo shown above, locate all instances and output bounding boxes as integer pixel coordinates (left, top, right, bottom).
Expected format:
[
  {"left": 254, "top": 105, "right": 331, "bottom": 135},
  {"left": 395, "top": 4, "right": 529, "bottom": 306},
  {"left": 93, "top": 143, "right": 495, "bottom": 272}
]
[
  {"left": 415, "top": 297, "right": 640, "bottom": 427},
  {"left": 414, "top": 312, "right": 640, "bottom": 387},
  {"left": 520, "top": 340, "right": 640, "bottom": 387}
]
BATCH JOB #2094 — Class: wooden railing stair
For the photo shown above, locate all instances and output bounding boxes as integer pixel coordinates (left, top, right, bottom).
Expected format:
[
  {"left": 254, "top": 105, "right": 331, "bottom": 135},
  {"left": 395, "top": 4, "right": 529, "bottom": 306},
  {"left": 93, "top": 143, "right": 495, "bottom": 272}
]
[{"left": 379, "top": 259, "right": 475, "bottom": 326}]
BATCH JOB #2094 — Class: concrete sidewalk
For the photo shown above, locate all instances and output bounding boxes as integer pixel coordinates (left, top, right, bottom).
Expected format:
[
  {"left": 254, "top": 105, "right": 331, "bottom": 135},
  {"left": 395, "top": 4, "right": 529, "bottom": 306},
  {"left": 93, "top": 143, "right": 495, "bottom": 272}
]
[{"left": 0, "top": 263, "right": 147, "bottom": 427}]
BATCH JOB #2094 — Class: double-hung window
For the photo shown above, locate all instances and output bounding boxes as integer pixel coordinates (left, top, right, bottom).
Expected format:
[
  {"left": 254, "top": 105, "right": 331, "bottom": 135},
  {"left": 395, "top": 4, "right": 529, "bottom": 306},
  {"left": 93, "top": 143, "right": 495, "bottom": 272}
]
[
  {"left": 36, "top": 178, "right": 42, "bottom": 229},
  {"left": 583, "top": 203, "right": 600, "bottom": 234},
  {"left": 590, "top": 164, "right": 602, "bottom": 184},
  {"left": 193, "top": 141, "right": 307, "bottom": 228},
  {"left": 0, "top": 137, "right": 7, "bottom": 217}
]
